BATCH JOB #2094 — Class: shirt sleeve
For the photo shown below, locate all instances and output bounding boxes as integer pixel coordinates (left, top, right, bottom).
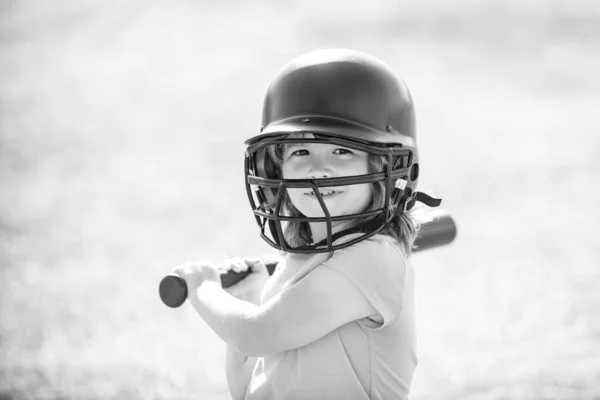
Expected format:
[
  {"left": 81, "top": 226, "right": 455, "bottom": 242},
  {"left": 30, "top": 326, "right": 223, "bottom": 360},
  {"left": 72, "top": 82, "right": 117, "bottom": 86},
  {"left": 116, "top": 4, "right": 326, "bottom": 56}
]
[{"left": 321, "top": 235, "right": 408, "bottom": 329}]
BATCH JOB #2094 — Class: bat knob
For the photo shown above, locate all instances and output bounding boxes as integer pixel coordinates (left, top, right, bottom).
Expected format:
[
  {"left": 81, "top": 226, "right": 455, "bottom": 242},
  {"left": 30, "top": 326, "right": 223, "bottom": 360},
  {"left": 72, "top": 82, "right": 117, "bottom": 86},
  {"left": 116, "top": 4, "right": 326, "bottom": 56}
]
[{"left": 159, "top": 274, "right": 188, "bottom": 308}]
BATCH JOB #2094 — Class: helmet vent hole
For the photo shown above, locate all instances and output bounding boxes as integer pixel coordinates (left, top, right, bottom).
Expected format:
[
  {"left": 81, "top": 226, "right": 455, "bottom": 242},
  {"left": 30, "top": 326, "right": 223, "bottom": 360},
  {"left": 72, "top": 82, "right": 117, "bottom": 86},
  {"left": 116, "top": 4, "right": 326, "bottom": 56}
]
[{"left": 410, "top": 163, "right": 419, "bottom": 181}]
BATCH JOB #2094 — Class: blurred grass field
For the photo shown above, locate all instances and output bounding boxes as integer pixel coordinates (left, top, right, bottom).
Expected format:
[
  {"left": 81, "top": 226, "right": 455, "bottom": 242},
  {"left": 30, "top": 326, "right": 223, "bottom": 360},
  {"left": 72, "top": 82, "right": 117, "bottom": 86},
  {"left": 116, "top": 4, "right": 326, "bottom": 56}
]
[{"left": 1, "top": 0, "right": 599, "bottom": 399}]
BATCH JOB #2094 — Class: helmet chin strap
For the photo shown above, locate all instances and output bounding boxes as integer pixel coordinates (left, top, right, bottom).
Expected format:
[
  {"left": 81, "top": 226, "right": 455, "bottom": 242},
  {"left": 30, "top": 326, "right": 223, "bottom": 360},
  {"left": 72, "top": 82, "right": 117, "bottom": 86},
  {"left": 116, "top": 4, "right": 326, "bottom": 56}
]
[{"left": 402, "top": 191, "right": 442, "bottom": 213}]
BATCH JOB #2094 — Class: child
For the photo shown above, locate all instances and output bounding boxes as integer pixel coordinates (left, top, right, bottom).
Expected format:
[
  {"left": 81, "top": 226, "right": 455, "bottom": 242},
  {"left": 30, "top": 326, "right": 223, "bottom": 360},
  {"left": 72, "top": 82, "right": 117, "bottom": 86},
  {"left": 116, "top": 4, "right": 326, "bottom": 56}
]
[{"left": 172, "top": 48, "right": 441, "bottom": 400}]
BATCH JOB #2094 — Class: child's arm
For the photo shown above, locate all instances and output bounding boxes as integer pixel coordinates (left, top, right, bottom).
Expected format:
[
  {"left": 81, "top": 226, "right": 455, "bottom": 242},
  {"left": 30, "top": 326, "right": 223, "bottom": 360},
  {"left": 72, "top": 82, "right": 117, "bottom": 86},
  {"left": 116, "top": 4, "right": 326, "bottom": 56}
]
[
  {"left": 222, "top": 258, "right": 266, "bottom": 399},
  {"left": 226, "top": 345, "right": 256, "bottom": 400},
  {"left": 181, "top": 262, "right": 378, "bottom": 357}
]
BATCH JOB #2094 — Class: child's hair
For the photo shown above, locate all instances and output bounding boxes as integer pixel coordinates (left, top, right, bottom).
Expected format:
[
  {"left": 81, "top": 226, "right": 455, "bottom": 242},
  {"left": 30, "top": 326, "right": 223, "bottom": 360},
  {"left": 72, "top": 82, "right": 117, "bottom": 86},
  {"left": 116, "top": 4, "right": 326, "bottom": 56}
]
[{"left": 266, "top": 144, "right": 421, "bottom": 256}]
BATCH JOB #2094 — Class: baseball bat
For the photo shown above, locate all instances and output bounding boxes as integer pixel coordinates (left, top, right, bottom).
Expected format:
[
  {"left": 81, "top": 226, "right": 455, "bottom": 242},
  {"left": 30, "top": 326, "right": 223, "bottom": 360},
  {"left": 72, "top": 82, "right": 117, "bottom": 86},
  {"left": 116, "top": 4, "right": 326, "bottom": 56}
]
[{"left": 159, "top": 209, "right": 457, "bottom": 308}]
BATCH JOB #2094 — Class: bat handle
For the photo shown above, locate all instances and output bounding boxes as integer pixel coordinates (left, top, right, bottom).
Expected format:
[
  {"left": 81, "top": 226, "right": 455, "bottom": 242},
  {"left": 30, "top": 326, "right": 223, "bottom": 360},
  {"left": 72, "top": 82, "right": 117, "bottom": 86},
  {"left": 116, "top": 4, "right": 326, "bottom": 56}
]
[{"left": 159, "top": 261, "right": 278, "bottom": 308}]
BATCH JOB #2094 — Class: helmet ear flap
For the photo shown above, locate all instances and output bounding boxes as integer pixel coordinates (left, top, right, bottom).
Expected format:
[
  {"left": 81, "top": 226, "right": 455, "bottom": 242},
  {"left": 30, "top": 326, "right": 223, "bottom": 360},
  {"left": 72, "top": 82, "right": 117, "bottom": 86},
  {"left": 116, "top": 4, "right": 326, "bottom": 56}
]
[
  {"left": 390, "top": 156, "right": 408, "bottom": 200},
  {"left": 389, "top": 155, "right": 416, "bottom": 215}
]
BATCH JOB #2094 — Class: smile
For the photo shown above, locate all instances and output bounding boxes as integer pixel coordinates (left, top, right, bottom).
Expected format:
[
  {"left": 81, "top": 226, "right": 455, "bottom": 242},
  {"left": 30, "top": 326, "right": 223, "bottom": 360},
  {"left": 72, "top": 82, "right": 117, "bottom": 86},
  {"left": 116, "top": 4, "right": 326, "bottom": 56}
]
[{"left": 305, "top": 190, "right": 341, "bottom": 198}]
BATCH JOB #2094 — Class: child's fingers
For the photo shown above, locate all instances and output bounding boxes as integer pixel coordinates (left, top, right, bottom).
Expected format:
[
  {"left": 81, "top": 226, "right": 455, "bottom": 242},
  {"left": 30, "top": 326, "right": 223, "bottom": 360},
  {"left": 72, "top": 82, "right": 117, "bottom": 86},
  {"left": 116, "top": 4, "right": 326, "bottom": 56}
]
[
  {"left": 171, "top": 261, "right": 199, "bottom": 276},
  {"left": 222, "top": 257, "right": 248, "bottom": 273},
  {"left": 171, "top": 261, "right": 216, "bottom": 289},
  {"left": 218, "top": 256, "right": 270, "bottom": 277},
  {"left": 243, "top": 257, "right": 268, "bottom": 273}
]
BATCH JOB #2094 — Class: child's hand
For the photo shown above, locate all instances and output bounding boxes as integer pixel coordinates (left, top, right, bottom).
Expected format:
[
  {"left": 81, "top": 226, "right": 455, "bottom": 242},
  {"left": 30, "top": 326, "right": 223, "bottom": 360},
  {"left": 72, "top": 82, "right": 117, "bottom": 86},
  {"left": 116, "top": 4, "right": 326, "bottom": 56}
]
[
  {"left": 221, "top": 257, "right": 270, "bottom": 304},
  {"left": 172, "top": 261, "right": 221, "bottom": 292}
]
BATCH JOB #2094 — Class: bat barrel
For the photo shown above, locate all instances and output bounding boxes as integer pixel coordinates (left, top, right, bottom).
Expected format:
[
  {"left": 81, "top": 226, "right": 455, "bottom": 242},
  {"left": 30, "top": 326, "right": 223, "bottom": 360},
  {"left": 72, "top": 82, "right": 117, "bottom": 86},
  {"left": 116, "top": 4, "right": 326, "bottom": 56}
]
[{"left": 413, "top": 210, "right": 457, "bottom": 253}]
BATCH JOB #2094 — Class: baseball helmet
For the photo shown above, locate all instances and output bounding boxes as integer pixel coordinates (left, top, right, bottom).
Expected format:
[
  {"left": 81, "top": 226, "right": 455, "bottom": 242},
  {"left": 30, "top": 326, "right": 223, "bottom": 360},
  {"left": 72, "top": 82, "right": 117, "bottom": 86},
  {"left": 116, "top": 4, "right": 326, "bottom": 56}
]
[{"left": 244, "top": 49, "right": 440, "bottom": 253}]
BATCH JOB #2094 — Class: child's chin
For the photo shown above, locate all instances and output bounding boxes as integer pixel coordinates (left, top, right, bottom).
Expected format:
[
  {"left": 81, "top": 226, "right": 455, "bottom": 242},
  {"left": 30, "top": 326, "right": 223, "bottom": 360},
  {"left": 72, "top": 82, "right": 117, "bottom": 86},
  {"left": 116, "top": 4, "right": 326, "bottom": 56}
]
[
  {"left": 300, "top": 208, "right": 346, "bottom": 219},
  {"left": 297, "top": 207, "right": 327, "bottom": 218}
]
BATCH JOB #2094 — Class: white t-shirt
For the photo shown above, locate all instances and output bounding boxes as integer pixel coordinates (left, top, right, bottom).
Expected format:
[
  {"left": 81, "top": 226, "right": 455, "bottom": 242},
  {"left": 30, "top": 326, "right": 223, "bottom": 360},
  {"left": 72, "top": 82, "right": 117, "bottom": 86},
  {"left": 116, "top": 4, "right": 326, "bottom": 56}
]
[{"left": 245, "top": 234, "right": 417, "bottom": 400}]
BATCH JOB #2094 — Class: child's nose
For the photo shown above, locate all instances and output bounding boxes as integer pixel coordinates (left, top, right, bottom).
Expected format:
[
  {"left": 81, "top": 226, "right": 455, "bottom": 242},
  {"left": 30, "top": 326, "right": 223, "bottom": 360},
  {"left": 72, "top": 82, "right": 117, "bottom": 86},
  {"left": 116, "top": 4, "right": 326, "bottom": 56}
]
[{"left": 308, "top": 156, "right": 332, "bottom": 178}]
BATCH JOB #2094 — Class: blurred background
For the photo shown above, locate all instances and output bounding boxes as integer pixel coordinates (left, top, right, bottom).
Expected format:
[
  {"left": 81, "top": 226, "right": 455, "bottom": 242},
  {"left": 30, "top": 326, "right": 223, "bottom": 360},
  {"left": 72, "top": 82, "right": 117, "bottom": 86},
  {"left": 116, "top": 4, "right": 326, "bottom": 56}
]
[{"left": 1, "top": 0, "right": 599, "bottom": 398}]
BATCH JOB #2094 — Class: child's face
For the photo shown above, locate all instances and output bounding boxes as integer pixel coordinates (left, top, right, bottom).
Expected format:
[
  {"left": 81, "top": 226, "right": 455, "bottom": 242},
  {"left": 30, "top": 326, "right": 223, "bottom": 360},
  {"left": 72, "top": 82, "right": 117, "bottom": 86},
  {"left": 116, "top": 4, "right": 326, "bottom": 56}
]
[{"left": 281, "top": 135, "right": 372, "bottom": 219}]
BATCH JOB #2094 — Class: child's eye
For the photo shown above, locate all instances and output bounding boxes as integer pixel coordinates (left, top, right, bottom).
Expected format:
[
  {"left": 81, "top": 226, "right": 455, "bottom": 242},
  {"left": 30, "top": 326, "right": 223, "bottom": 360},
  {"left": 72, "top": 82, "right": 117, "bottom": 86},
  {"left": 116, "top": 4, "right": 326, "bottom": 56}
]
[
  {"left": 289, "top": 149, "right": 309, "bottom": 157},
  {"left": 333, "top": 148, "right": 354, "bottom": 155}
]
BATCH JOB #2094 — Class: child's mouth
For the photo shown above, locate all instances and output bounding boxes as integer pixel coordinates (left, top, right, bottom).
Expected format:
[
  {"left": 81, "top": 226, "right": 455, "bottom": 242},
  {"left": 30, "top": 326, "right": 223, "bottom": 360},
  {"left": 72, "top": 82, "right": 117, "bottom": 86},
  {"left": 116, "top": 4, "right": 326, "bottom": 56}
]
[{"left": 306, "top": 190, "right": 340, "bottom": 198}]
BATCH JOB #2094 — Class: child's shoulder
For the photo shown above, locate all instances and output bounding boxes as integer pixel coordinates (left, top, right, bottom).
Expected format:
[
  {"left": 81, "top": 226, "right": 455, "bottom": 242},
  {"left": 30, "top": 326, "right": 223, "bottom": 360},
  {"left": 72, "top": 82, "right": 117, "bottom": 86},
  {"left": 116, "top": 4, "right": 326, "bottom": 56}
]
[
  {"left": 321, "top": 234, "right": 410, "bottom": 322},
  {"left": 341, "top": 233, "right": 406, "bottom": 258},
  {"left": 326, "top": 234, "right": 407, "bottom": 271}
]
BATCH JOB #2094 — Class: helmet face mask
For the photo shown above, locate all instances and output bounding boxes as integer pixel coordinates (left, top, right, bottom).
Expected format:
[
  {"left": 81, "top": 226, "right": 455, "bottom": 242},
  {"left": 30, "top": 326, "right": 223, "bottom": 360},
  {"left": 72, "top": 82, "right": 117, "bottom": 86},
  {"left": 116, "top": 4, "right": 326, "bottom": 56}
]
[
  {"left": 245, "top": 133, "right": 416, "bottom": 253},
  {"left": 244, "top": 49, "right": 437, "bottom": 253}
]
